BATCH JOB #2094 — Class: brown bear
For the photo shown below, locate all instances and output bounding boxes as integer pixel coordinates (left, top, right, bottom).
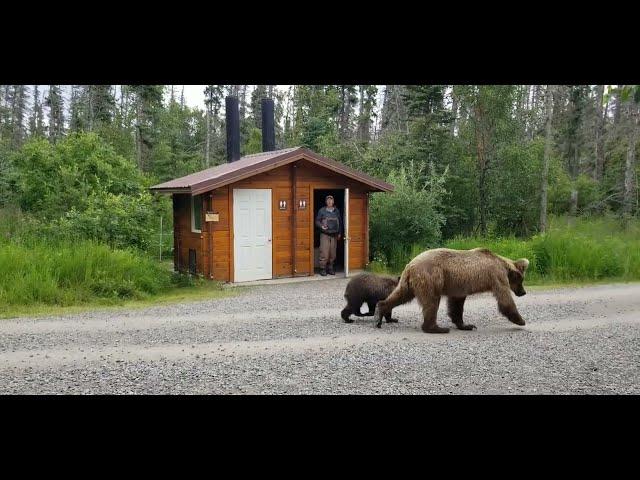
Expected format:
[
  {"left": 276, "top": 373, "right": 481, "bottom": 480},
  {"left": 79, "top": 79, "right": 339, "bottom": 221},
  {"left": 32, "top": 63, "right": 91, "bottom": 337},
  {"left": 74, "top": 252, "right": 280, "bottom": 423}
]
[
  {"left": 341, "top": 272, "right": 401, "bottom": 324},
  {"left": 373, "top": 248, "right": 530, "bottom": 333}
]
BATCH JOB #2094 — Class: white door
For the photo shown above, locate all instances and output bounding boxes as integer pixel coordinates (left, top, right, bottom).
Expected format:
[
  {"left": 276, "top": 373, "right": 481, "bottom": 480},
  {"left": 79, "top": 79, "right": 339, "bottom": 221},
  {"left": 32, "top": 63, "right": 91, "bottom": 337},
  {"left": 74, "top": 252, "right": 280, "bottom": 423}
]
[
  {"left": 344, "top": 188, "right": 349, "bottom": 277},
  {"left": 233, "top": 189, "right": 272, "bottom": 282}
]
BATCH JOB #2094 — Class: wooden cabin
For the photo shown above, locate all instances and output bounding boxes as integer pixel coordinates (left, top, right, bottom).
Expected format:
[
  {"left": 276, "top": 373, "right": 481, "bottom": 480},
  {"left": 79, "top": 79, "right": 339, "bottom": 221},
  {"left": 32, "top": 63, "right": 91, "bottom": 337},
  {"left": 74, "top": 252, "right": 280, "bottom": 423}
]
[{"left": 150, "top": 97, "right": 393, "bottom": 283}]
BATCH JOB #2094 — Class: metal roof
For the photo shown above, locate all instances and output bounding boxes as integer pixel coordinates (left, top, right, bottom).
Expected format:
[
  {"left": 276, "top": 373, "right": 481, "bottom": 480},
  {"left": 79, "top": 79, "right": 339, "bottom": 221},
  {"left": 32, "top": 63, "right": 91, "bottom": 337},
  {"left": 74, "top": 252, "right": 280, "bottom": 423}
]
[{"left": 149, "top": 147, "right": 394, "bottom": 195}]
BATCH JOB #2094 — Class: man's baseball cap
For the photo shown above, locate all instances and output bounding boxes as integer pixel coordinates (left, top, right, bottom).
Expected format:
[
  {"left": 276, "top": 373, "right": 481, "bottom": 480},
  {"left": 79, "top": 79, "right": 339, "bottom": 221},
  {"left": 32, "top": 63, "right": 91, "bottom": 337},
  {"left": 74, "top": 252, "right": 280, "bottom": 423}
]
[{"left": 325, "top": 195, "right": 334, "bottom": 201}]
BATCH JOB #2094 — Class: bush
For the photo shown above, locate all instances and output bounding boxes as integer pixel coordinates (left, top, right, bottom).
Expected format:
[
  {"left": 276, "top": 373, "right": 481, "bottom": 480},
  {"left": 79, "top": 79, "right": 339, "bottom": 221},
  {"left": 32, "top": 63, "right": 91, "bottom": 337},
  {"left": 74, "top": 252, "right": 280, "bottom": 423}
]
[
  {"left": 58, "top": 191, "right": 163, "bottom": 251},
  {"left": 10, "top": 132, "right": 143, "bottom": 218},
  {"left": 5, "top": 133, "right": 172, "bottom": 253},
  {"left": 369, "top": 161, "right": 447, "bottom": 261},
  {"left": 489, "top": 140, "right": 544, "bottom": 236}
]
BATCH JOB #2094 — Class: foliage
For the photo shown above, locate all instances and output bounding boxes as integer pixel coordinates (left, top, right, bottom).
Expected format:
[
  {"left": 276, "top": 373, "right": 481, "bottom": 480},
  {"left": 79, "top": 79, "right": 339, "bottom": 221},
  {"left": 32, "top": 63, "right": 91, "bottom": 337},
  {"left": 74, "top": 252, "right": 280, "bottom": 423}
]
[
  {"left": 10, "top": 133, "right": 143, "bottom": 217},
  {"left": 369, "top": 216, "right": 640, "bottom": 285},
  {"left": 5, "top": 132, "right": 171, "bottom": 253},
  {"left": 369, "top": 161, "right": 447, "bottom": 261}
]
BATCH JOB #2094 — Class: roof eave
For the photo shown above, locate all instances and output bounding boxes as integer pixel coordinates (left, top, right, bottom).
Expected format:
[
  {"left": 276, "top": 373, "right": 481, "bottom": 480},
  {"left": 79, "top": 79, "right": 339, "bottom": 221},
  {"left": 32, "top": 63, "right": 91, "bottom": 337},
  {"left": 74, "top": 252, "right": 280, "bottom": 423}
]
[{"left": 149, "top": 187, "right": 191, "bottom": 195}]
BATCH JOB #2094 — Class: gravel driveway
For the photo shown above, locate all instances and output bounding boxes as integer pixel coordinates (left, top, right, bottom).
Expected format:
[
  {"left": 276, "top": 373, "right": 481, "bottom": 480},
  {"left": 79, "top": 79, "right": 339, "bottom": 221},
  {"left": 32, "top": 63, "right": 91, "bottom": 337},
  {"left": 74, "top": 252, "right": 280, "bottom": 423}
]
[{"left": 1, "top": 278, "right": 639, "bottom": 394}]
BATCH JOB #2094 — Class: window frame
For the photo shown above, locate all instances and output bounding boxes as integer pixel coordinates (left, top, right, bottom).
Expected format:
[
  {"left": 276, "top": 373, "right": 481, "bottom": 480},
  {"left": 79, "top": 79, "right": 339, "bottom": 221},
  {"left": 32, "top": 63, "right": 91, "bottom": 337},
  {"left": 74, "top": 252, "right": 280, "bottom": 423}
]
[{"left": 191, "top": 194, "right": 202, "bottom": 233}]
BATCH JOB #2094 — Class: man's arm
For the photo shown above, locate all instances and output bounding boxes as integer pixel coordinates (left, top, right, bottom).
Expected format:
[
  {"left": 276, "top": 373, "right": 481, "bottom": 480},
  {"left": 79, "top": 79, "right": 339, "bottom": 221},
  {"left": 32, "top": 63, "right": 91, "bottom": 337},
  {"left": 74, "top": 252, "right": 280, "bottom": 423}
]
[{"left": 315, "top": 208, "right": 325, "bottom": 229}]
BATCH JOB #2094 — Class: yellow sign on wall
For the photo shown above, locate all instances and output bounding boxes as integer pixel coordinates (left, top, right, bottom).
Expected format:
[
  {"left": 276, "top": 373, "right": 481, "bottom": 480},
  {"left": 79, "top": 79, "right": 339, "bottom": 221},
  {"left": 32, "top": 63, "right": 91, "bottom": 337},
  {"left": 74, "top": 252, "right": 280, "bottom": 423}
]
[{"left": 206, "top": 212, "right": 219, "bottom": 222}]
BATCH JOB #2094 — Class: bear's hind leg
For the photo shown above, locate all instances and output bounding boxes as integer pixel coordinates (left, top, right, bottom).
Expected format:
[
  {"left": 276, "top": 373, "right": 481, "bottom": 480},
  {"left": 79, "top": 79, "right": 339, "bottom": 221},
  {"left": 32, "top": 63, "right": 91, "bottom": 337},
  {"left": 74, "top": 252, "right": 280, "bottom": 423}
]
[
  {"left": 341, "top": 304, "right": 354, "bottom": 323},
  {"left": 384, "top": 309, "right": 399, "bottom": 323},
  {"left": 415, "top": 291, "right": 448, "bottom": 333},
  {"left": 447, "top": 296, "right": 476, "bottom": 330},
  {"left": 374, "top": 287, "right": 414, "bottom": 328}
]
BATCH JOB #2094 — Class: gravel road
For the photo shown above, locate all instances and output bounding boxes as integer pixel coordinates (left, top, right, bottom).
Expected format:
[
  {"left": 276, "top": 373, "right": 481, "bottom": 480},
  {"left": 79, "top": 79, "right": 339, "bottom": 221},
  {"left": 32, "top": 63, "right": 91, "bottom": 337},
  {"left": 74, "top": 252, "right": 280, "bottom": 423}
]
[{"left": 1, "top": 279, "right": 639, "bottom": 394}]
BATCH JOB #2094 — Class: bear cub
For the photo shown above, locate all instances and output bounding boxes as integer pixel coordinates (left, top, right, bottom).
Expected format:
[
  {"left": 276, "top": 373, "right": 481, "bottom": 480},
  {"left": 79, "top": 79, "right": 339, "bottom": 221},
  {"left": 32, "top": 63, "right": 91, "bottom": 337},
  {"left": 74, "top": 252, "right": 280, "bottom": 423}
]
[{"left": 341, "top": 272, "right": 400, "bottom": 324}]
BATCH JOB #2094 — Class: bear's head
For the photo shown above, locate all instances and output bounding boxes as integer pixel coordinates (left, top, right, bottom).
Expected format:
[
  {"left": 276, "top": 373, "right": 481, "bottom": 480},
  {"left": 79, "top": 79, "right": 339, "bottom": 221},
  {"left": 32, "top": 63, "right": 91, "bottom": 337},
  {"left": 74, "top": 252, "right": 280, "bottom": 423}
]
[{"left": 508, "top": 258, "right": 529, "bottom": 297}]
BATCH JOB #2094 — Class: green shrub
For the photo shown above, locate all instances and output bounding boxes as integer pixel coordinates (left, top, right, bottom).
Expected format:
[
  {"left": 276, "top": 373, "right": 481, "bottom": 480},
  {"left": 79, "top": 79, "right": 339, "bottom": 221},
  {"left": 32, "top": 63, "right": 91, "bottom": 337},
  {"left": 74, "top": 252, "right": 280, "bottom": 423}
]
[{"left": 369, "top": 161, "right": 446, "bottom": 261}]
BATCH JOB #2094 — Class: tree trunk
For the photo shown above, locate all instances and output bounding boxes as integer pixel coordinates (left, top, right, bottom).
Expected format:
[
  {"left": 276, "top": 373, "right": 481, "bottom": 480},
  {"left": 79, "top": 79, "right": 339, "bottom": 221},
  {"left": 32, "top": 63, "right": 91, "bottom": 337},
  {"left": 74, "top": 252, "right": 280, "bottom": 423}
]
[
  {"left": 338, "top": 85, "right": 352, "bottom": 140},
  {"left": 135, "top": 96, "right": 144, "bottom": 170},
  {"left": 239, "top": 85, "right": 247, "bottom": 119},
  {"left": 357, "top": 86, "right": 365, "bottom": 142},
  {"left": 450, "top": 88, "right": 458, "bottom": 136},
  {"left": 569, "top": 146, "right": 579, "bottom": 217},
  {"left": 594, "top": 85, "right": 605, "bottom": 182},
  {"left": 474, "top": 101, "right": 489, "bottom": 236},
  {"left": 623, "top": 103, "right": 638, "bottom": 217},
  {"left": 613, "top": 85, "right": 622, "bottom": 126},
  {"left": 87, "top": 85, "right": 94, "bottom": 131},
  {"left": 119, "top": 85, "right": 125, "bottom": 128},
  {"left": 11, "top": 85, "right": 26, "bottom": 148},
  {"left": 205, "top": 105, "right": 212, "bottom": 167},
  {"left": 540, "top": 85, "right": 555, "bottom": 233}
]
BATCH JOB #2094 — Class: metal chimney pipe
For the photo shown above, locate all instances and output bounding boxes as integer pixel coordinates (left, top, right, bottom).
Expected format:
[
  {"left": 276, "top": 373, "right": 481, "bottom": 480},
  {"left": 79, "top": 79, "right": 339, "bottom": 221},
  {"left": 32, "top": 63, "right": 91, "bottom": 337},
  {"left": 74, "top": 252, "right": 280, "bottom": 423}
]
[
  {"left": 261, "top": 98, "right": 275, "bottom": 152},
  {"left": 225, "top": 96, "right": 240, "bottom": 162}
]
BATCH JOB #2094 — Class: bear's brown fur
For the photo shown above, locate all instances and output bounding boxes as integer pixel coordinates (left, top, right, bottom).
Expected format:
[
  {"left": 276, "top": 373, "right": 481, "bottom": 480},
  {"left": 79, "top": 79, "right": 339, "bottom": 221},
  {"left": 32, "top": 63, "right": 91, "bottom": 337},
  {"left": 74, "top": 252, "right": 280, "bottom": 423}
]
[
  {"left": 373, "top": 248, "right": 530, "bottom": 333},
  {"left": 341, "top": 273, "right": 400, "bottom": 323}
]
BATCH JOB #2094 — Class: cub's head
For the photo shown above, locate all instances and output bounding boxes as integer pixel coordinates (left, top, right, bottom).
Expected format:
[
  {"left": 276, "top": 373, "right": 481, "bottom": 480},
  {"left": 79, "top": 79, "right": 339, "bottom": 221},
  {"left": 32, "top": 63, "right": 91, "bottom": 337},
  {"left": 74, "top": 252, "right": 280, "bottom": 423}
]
[{"left": 508, "top": 258, "right": 529, "bottom": 297}]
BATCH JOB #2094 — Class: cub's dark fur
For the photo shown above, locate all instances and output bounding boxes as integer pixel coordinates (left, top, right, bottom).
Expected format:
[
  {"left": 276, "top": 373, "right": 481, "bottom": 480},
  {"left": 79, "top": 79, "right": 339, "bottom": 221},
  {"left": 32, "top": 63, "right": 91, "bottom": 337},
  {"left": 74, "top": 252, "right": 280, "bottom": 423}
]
[{"left": 341, "top": 273, "right": 400, "bottom": 323}]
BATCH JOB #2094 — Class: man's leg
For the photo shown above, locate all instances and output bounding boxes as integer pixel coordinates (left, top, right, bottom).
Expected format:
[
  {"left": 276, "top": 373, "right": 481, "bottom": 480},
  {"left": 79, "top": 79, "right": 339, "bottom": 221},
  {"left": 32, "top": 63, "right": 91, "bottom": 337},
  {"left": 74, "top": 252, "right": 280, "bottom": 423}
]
[
  {"left": 319, "top": 233, "right": 329, "bottom": 276},
  {"left": 327, "top": 235, "right": 337, "bottom": 274}
]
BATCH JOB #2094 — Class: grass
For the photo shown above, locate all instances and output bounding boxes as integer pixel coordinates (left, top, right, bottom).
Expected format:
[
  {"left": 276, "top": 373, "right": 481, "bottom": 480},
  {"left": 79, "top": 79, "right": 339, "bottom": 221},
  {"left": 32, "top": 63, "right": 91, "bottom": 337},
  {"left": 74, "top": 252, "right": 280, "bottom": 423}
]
[
  {"left": 1, "top": 281, "right": 238, "bottom": 319},
  {"left": 0, "top": 239, "right": 237, "bottom": 319},
  {"left": 368, "top": 215, "right": 640, "bottom": 286}
]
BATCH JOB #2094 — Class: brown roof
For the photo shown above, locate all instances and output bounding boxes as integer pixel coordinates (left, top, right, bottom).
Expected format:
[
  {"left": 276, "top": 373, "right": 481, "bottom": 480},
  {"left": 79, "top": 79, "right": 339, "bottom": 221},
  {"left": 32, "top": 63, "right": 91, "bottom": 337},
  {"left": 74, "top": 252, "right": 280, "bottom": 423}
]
[{"left": 149, "top": 147, "right": 394, "bottom": 195}]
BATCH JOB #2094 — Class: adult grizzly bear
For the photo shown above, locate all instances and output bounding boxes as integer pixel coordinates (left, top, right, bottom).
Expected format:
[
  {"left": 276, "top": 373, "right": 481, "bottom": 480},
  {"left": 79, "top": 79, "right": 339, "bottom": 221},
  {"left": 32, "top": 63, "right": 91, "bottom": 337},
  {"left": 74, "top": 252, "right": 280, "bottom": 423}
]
[
  {"left": 341, "top": 273, "right": 400, "bottom": 323},
  {"left": 373, "top": 248, "right": 530, "bottom": 333}
]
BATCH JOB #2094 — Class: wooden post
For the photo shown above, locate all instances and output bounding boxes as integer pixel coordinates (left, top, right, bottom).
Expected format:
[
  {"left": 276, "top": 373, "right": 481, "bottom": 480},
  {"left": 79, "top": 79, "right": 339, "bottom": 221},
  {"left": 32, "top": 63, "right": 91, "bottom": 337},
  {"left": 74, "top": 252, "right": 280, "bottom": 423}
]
[
  {"left": 365, "top": 192, "right": 370, "bottom": 267},
  {"left": 209, "top": 192, "right": 214, "bottom": 279},
  {"left": 292, "top": 162, "right": 297, "bottom": 276},
  {"left": 173, "top": 195, "right": 180, "bottom": 272}
]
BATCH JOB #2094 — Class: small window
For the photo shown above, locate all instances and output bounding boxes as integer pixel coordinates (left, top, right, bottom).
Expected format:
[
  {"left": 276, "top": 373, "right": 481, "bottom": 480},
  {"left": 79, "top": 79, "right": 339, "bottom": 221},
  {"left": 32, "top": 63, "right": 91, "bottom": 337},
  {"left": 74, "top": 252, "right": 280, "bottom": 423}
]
[{"left": 191, "top": 195, "right": 202, "bottom": 233}]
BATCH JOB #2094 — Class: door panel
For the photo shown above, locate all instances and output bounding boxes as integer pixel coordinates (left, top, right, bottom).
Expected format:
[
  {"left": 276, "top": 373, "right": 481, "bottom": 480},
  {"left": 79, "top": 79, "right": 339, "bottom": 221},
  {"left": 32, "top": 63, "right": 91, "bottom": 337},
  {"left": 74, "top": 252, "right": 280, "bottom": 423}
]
[
  {"left": 344, "top": 188, "right": 349, "bottom": 277},
  {"left": 233, "top": 189, "right": 272, "bottom": 282},
  {"left": 348, "top": 192, "right": 366, "bottom": 270}
]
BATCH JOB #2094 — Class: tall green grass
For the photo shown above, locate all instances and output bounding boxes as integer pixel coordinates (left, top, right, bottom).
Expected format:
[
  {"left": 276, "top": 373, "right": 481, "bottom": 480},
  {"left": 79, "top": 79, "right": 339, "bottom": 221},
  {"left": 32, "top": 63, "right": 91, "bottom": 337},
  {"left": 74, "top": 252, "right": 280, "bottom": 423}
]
[
  {"left": 0, "top": 208, "right": 227, "bottom": 316},
  {"left": 0, "top": 241, "right": 174, "bottom": 310},
  {"left": 368, "top": 216, "right": 640, "bottom": 285}
]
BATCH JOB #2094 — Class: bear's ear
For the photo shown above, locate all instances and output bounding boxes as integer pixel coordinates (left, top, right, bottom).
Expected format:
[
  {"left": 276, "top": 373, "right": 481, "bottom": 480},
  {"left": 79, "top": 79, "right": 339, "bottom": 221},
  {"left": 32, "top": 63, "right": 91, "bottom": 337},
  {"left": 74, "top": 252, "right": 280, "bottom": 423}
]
[{"left": 514, "top": 258, "right": 529, "bottom": 273}]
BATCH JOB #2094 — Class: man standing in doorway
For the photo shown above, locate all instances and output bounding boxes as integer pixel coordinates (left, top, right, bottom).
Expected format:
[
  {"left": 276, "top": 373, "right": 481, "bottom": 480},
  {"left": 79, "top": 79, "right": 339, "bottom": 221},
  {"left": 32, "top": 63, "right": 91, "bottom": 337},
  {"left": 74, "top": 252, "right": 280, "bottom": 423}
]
[{"left": 315, "top": 195, "right": 342, "bottom": 276}]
